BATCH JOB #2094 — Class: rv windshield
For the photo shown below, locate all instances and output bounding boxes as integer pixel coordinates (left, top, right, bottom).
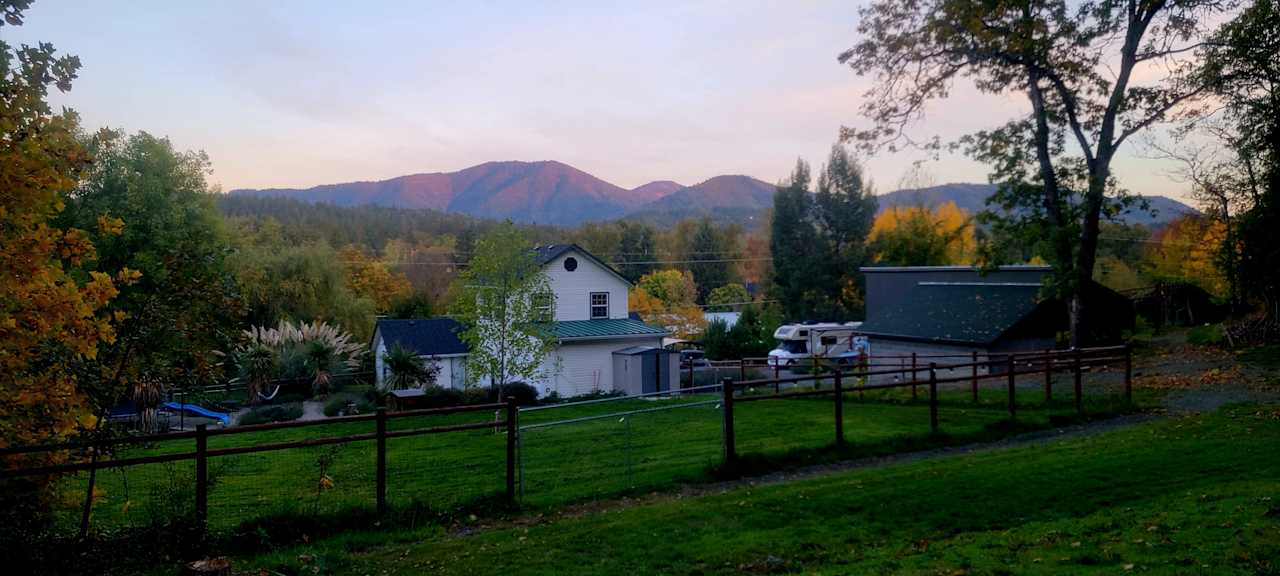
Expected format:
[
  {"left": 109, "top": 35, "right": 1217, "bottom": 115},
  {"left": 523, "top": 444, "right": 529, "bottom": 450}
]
[{"left": 779, "top": 340, "right": 807, "bottom": 354}]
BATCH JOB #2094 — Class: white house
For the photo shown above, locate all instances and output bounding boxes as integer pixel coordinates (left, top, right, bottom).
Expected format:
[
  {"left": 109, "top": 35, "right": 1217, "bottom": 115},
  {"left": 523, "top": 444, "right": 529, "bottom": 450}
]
[{"left": 371, "top": 244, "right": 677, "bottom": 397}]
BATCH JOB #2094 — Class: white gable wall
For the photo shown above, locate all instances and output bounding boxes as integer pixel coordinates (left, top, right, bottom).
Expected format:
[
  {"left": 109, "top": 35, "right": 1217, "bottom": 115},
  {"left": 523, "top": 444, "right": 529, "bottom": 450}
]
[{"left": 542, "top": 250, "right": 629, "bottom": 321}]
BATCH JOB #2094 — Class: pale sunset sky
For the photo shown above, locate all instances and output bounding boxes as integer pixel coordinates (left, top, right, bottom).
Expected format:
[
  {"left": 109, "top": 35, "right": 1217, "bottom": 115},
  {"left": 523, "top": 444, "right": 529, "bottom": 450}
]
[{"left": 9, "top": 0, "right": 1195, "bottom": 202}]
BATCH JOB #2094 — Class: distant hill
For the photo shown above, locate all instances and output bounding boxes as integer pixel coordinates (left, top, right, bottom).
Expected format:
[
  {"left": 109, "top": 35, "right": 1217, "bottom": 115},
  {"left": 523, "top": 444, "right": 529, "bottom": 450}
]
[
  {"left": 232, "top": 162, "right": 1197, "bottom": 228},
  {"left": 625, "top": 175, "right": 777, "bottom": 227},
  {"left": 233, "top": 161, "right": 656, "bottom": 227},
  {"left": 877, "top": 183, "right": 1198, "bottom": 228}
]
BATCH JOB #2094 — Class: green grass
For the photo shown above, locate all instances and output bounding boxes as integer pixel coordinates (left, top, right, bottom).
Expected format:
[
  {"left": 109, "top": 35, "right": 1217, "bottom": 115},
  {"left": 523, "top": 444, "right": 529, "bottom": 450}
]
[
  {"left": 234, "top": 403, "right": 1280, "bottom": 576},
  {"left": 59, "top": 380, "right": 1128, "bottom": 542}
]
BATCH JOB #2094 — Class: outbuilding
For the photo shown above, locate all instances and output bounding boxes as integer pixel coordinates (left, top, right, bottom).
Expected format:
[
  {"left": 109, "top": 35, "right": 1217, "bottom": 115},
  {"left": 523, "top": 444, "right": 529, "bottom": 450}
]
[
  {"left": 611, "top": 346, "right": 680, "bottom": 396},
  {"left": 857, "top": 265, "right": 1133, "bottom": 367}
]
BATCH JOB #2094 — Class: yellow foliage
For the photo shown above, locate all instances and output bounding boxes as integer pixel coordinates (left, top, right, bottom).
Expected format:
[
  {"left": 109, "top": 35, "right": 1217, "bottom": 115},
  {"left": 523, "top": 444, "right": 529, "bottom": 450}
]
[
  {"left": 1, "top": 21, "right": 120, "bottom": 471},
  {"left": 868, "top": 202, "right": 975, "bottom": 265},
  {"left": 630, "top": 270, "right": 705, "bottom": 339},
  {"left": 1145, "top": 216, "right": 1228, "bottom": 296},
  {"left": 339, "top": 245, "right": 413, "bottom": 312}
]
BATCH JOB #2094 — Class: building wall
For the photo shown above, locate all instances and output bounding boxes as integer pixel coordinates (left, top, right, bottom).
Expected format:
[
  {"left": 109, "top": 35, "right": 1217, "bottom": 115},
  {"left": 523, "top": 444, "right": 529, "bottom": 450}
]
[
  {"left": 543, "top": 250, "right": 629, "bottom": 321},
  {"left": 534, "top": 336, "right": 664, "bottom": 397},
  {"left": 866, "top": 338, "right": 991, "bottom": 383}
]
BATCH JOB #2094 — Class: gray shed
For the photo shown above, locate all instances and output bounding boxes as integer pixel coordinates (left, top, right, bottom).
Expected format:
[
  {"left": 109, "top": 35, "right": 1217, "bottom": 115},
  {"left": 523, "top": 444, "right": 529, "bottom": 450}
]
[{"left": 612, "top": 346, "right": 679, "bottom": 396}]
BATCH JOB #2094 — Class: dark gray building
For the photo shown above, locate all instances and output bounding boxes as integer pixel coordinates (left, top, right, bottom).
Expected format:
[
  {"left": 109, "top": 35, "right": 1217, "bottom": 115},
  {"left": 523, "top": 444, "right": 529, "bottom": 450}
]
[{"left": 858, "top": 266, "right": 1132, "bottom": 363}]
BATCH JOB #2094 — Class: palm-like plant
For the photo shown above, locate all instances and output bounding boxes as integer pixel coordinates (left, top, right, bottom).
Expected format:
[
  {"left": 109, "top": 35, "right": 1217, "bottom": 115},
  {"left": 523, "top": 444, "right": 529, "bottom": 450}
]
[
  {"left": 239, "top": 342, "right": 277, "bottom": 405},
  {"left": 383, "top": 344, "right": 432, "bottom": 390},
  {"left": 131, "top": 374, "right": 166, "bottom": 433},
  {"left": 306, "top": 339, "right": 337, "bottom": 398}
]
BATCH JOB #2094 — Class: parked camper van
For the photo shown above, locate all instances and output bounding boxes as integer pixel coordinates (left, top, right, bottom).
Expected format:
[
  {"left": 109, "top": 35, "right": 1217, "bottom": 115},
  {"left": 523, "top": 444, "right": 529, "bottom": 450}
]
[{"left": 767, "top": 322, "right": 868, "bottom": 368}]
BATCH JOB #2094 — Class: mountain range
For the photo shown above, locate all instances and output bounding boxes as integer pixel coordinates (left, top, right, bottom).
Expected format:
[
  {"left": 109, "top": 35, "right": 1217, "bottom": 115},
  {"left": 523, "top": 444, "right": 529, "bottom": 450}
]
[{"left": 230, "top": 160, "right": 1196, "bottom": 228}]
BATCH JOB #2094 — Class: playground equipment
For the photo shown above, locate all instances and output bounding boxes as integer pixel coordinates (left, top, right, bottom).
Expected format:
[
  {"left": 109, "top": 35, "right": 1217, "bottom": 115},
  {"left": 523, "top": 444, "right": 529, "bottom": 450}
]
[{"left": 161, "top": 402, "right": 230, "bottom": 426}]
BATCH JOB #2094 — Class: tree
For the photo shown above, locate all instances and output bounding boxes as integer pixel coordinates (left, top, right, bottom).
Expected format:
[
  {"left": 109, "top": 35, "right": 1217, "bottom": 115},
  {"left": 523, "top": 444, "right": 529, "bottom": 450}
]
[
  {"left": 231, "top": 242, "right": 377, "bottom": 341},
  {"left": 339, "top": 245, "right": 412, "bottom": 313},
  {"left": 382, "top": 344, "right": 441, "bottom": 390},
  {"left": 0, "top": 1, "right": 125, "bottom": 536},
  {"left": 615, "top": 221, "right": 657, "bottom": 282},
  {"left": 814, "top": 144, "right": 878, "bottom": 316},
  {"left": 770, "top": 147, "right": 877, "bottom": 322},
  {"left": 771, "top": 160, "right": 820, "bottom": 321},
  {"left": 842, "top": 0, "right": 1227, "bottom": 345},
  {"left": 687, "top": 218, "right": 735, "bottom": 302},
  {"left": 707, "top": 284, "right": 751, "bottom": 312},
  {"left": 61, "top": 130, "right": 238, "bottom": 391},
  {"left": 1195, "top": 0, "right": 1280, "bottom": 316},
  {"left": 869, "top": 202, "right": 975, "bottom": 266},
  {"left": 1145, "top": 215, "right": 1230, "bottom": 297},
  {"left": 630, "top": 269, "right": 706, "bottom": 339},
  {"left": 451, "top": 222, "right": 558, "bottom": 399}
]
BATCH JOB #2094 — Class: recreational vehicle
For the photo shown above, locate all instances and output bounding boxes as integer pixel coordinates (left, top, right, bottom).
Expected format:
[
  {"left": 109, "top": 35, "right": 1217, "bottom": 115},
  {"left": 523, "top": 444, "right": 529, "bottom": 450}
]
[{"left": 767, "top": 322, "right": 868, "bottom": 368}]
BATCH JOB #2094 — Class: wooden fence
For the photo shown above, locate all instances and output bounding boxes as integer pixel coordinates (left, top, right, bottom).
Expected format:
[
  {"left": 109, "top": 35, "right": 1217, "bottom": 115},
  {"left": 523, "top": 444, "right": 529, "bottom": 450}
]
[
  {"left": 717, "top": 345, "right": 1132, "bottom": 467},
  {"left": 1, "top": 345, "right": 1133, "bottom": 540},
  {"left": 0, "top": 401, "right": 517, "bottom": 538}
]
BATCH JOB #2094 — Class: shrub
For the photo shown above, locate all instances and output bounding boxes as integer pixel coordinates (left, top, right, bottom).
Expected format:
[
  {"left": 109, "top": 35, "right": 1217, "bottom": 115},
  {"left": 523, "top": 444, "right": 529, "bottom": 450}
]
[
  {"left": 323, "top": 395, "right": 357, "bottom": 417},
  {"left": 419, "top": 386, "right": 465, "bottom": 408},
  {"left": 461, "top": 387, "right": 490, "bottom": 406},
  {"left": 238, "top": 403, "right": 304, "bottom": 426},
  {"left": 486, "top": 382, "right": 539, "bottom": 406},
  {"left": 1188, "top": 323, "right": 1225, "bottom": 346}
]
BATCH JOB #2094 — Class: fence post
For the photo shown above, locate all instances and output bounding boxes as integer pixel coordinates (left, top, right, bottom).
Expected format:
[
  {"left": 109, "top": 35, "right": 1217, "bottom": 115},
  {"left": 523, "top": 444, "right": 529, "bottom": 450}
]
[
  {"left": 505, "top": 399, "right": 517, "bottom": 504},
  {"left": 929, "top": 363, "right": 939, "bottom": 434},
  {"left": 721, "top": 377, "right": 736, "bottom": 471},
  {"left": 740, "top": 360, "right": 746, "bottom": 383},
  {"left": 911, "top": 352, "right": 918, "bottom": 401},
  {"left": 834, "top": 371, "right": 845, "bottom": 447},
  {"left": 376, "top": 407, "right": 387, "bottom": 516},
  {"left": 1073, "top": 348, "right": 1084, "bottom": 415},
  {"left": 1006, "top": 355, "right": 1016, "bottom": 421},
  {"left": 970, "top": 350, "right": 978, "bottom": 403},
  {"left": 1044, "top": 349, "right": 1053, "bottom": 403},
  {"left": 195, "top": 424, "right": 208, "bottom": 532},
  {"left": 688, "top": 362, "right": 694, "bottom": 389},
  {"left": 1124, "top": 344, "right": 1133, "bottom": 404}
]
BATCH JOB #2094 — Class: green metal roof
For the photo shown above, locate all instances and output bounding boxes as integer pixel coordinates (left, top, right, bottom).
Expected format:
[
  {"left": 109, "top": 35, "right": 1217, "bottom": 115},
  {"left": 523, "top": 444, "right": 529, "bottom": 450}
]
[{"left": 551, "top": 319, "right": 668, "bottom": 340}]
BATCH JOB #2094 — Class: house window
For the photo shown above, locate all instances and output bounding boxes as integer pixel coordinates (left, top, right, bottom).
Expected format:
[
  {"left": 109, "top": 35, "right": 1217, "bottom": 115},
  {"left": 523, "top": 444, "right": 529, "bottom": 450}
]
[
  {"left": 590, "top": 292, "right": 609, "bottom": 319},
  {"left": 563, "top": 257, "right": 578, "bottom": 272}
]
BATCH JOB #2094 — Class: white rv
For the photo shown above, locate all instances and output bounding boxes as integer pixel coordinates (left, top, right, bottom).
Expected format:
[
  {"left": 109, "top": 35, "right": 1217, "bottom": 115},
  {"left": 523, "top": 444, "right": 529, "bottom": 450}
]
[{"left": 767, "top": 322, "right": 868, "bottom": 368}]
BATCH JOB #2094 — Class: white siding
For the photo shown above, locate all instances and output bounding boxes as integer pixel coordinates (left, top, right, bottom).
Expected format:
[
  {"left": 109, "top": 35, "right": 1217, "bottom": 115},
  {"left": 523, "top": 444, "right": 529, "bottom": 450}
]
[
  {"left": 542, "top": 250, "right": 629, "bottom": 321},
  {"left": 528, "top": 337, "right": 661, "bottom": 397}
]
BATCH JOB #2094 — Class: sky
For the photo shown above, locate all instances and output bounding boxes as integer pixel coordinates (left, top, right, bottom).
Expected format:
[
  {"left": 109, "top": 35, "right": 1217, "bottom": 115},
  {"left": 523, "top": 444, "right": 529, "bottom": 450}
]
[{"left": 8, "top": 0, "right": 1195, "bottom": 202}]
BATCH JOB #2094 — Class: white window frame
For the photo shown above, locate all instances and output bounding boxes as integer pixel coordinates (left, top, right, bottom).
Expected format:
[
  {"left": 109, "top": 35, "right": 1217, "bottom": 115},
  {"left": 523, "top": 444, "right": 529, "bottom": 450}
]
[{"left": 590, "top": 292, "right": 609, "bottom": 319}]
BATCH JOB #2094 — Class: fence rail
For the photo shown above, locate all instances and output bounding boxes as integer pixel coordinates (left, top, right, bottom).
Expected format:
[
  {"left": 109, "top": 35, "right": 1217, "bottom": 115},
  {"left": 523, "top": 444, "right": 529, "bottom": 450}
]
[{"left": 2, "top": 345, "right": 1133, "bottom": 544}]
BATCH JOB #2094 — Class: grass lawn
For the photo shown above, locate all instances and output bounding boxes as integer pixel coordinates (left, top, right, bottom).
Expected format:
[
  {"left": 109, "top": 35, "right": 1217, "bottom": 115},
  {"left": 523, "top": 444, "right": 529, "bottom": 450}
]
[
  {"left": 235, "top": 403, "right": 1280, "bottom": 576},
  {"left": 62, "top": 381, "right": 1125, "bottom": 538}
]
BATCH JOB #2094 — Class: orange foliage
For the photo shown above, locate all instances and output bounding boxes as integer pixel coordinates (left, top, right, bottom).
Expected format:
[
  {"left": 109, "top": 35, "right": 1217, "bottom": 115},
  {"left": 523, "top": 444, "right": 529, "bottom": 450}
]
[
  {"left": 339, "top": 245, "right": 413, "bottom": 313},
  {"left": 1, "top": 68, "right": 121, "bottom": 459},
  {"left": 1145, "top": 215, "right": 1228, "bottom": 296}
]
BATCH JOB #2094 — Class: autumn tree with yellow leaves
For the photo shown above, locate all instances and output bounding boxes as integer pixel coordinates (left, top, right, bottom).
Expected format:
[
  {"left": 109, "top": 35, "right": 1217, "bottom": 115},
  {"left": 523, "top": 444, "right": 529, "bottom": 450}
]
[
  {"left": 338, "top": 245, "right": 413, "bottom": 313},
  {"left": 868, "top": 202, "right": 975, "bottom": 266},
  {"left": 0, "top": 0, "right": 132, "bottom": 533},
  {"left": 629, "top": 269, "right": 706, "bottom": 339}
]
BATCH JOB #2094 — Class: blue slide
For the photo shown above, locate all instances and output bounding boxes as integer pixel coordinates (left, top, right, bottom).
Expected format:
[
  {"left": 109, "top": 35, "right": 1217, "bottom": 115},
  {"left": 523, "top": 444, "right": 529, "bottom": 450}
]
[{"left": 162, "top": 402, "right": 230, "bottom": 426}]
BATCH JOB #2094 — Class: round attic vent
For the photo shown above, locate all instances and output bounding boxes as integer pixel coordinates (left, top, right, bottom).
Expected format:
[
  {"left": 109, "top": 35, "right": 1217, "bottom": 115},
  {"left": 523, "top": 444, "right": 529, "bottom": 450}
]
[{"left": 563, "top": 257, "right": 578, "bottom": 272}]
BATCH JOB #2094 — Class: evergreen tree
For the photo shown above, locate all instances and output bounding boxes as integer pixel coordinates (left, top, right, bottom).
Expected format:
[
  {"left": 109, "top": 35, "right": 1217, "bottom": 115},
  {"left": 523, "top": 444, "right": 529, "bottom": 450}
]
[
  {"left": 687, "top": 217, "right": 732, "bottom": 302},
  {"left": 615, "top": 221, "right": 657, "bottom": 282}
]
